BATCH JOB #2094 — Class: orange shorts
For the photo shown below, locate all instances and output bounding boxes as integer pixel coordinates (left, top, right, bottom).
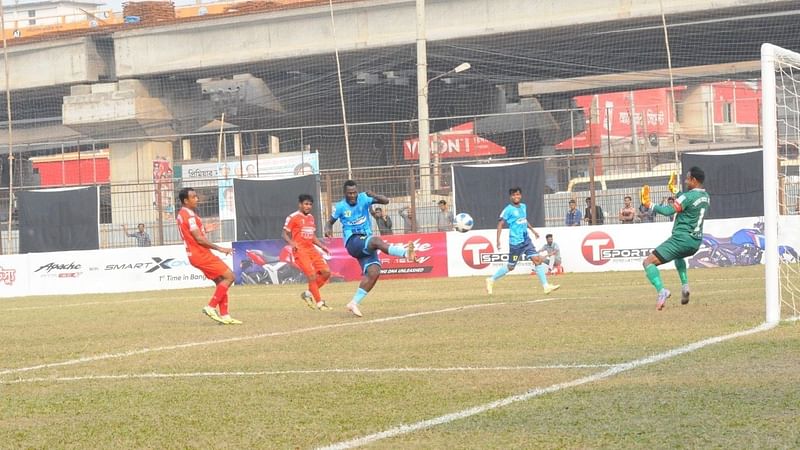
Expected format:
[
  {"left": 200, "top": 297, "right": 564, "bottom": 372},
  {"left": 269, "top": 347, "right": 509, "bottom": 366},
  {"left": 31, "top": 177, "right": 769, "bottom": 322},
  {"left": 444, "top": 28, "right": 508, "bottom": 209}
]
[
  {"left": 190, "top": 254, "right": 230, "bottom": 280},
  {"left": 293, "top": 249, "right": 329, "bottom": 277}
]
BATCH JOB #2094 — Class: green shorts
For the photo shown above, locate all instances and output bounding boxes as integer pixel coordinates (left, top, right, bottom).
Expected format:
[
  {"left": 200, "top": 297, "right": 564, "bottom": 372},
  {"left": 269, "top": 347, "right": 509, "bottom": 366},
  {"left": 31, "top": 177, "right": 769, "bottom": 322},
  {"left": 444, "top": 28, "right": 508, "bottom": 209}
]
[{"left": 653, "top": 234, "right": 701, "bottom": 263}]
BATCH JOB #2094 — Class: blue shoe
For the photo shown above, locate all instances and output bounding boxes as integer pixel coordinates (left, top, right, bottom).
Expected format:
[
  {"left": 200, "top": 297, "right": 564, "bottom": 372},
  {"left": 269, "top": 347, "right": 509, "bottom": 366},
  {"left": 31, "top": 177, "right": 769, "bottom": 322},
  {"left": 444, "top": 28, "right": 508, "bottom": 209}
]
[{"left": 657, "top": 288, "right": 671, "bottom": 311}]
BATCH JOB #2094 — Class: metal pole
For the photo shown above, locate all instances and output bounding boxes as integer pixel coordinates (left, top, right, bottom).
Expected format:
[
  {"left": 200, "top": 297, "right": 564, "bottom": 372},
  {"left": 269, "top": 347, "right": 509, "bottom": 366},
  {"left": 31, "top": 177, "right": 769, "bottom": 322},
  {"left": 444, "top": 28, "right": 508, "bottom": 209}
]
[
  {"left": 0, "top": 4, "right": 14, "bottom": 252},
  {"left": 416, "top": 0, "right": 431, "bottom": 197},
  {"left": 629, "top": 91, "right": 639, "bottom": 154}
]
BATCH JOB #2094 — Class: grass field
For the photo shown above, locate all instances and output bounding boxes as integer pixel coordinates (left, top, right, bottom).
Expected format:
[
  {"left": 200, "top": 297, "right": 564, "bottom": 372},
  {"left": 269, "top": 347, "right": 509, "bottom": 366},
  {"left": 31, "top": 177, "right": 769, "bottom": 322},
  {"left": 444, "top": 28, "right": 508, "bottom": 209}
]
[{"left": 2, "top": 265, "right": 799, "bottom": 449}]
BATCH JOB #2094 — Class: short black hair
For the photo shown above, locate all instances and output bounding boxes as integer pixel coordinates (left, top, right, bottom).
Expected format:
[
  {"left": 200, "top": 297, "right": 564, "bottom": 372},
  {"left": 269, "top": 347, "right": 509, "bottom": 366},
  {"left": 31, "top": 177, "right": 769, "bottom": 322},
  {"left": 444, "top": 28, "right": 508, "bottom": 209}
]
[
  {"left": 569, "top": 199, "right": 576, "bottom": 204},
  {"left": 178, "top": 187, "right": 194, "bottom": 204},
  {"left": 137, "top": 223, "right": 145, "bottom": 228},
  {"left": 509, "top": 187, "right": 522, "bottom": 195},
  {"left": 624, "top": 195, "right": 632, "bottom": 201},
  {"left": 298, "top": 194, "right": 314, "bottom": 203},
  {"left": 545, "top": 233, "right": 553, "bottom": 239},
  {"left": 343, "top": 180, "right": 357, "bottom": 192},
  {"left": 689, "top": 166, "right": 705, "bottom": 183}
]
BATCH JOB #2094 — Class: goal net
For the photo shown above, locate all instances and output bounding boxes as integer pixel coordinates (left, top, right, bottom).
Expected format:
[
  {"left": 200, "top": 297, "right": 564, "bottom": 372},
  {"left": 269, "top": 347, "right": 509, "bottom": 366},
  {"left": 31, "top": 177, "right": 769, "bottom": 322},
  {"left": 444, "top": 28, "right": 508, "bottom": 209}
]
[{"left": 761, "top": 43, "right": 800, "bottom": 323}]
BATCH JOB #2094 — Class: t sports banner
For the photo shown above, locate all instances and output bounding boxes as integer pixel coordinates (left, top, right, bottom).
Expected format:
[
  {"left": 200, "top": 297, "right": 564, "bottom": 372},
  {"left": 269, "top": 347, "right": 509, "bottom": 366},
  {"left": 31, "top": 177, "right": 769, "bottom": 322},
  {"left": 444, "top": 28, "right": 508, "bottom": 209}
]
[{"left": 232, "top": 232, "right": 448, "bottom": 285}]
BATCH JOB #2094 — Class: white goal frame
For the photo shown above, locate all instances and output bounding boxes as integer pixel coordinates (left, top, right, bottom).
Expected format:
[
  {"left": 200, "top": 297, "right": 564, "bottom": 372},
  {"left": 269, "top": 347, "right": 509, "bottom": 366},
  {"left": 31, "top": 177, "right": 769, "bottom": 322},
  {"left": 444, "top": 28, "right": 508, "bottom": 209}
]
[{"left": 761, "top": 43, "right": 796, "bottom": 324}]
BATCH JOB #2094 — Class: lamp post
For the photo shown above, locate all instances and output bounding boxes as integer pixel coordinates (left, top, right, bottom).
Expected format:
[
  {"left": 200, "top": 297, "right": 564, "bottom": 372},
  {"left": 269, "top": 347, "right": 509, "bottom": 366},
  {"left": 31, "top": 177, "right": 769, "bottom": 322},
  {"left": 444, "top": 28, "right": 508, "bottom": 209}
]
[{"left": 416, "top": 53, "right": 470, "bottom": 197}]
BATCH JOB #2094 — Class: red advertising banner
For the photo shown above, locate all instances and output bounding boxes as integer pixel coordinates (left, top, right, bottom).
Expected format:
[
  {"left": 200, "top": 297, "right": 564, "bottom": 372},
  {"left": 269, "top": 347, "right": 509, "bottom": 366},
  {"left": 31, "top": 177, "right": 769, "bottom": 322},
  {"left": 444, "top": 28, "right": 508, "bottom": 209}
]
[{"left": 403, "top": 122, "right": 506, "bottom": 160}]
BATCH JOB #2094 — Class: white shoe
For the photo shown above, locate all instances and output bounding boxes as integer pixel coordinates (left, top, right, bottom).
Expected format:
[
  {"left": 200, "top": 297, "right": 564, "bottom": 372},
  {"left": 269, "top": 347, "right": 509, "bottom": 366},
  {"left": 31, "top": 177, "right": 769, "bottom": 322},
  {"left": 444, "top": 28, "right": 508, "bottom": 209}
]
[
  {"left": 346, "top": 301, "right": 363, "bottom": 317},
  {"left": 202, "top": 306, "right": 226, "bottom": 324},
  {"left": 485, "top": 277, "right": 494, "bottom": 295},
  {"left": 543, "top": 284, "right": 560, "bottom": 295},
  {"left": 219, "top": 314, "right": 243, "bottom": 325}
]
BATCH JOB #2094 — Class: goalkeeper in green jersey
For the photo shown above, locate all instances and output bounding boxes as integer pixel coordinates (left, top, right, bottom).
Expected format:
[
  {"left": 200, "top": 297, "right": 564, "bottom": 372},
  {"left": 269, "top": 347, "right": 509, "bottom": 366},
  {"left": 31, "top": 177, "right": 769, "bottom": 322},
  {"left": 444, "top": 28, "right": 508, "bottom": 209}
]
[{"left": 640, "top": 166, "right": 710, "bottom": 310}]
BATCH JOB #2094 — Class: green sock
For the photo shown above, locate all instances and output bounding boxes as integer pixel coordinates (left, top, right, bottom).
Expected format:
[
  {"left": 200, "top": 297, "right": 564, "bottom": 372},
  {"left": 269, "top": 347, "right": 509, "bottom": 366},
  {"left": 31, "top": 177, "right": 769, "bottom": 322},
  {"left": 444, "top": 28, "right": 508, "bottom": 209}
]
[
  {"left": 645, "top": 264, "right": 664, "bottom": 292},
  {"left": 674, "top": 258, "right": 688, "bottom": 286}
]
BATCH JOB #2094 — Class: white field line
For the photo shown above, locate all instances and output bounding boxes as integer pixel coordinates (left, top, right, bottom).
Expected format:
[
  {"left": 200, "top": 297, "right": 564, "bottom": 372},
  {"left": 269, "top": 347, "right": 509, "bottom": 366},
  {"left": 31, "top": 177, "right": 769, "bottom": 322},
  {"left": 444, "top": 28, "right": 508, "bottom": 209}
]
[
  {"left": 0, "top": 297, "right": 568, "bottom": 377},
  {"left": 317, "top": 321, "right": 778, "bottom": 450},
  {"left": 0, "top": 364, "right": 615, "bottom": 385}
]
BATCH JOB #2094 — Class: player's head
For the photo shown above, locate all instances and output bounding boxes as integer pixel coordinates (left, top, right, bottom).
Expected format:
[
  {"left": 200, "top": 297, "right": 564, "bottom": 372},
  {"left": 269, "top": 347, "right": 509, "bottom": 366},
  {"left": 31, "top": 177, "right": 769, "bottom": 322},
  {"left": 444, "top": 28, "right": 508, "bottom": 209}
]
[
  {"left": 298, "top": 194, "right": 314, "bottom": 214},
  {"left": 686, "top": 166, "right": 705, "bottom": 189},
  {"left": 179, "top": 188, "right": 198, "bottom": 208},
  {"left": 545, "top": 233, "right": 553, "bottom": 244},
  {"left": 508, "top": 187, "right": 522, "bottom": 204},
  {"left": 343, "top": 180, "right": 358, "bottom": 205}
]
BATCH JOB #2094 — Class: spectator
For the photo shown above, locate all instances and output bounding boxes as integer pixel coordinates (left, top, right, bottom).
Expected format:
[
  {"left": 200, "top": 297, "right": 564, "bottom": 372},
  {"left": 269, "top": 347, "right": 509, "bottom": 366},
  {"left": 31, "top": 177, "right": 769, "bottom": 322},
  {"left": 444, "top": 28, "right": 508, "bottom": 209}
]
[
  {"left": 122, "top": 223, "right": 152, "bottom": 247},
  {"left": 565, "top": 199, "right": 582, "bottom": 226},
  {"left": 667, "top": 197, "right": 676, "bottom": 221},
  {"left": 584, "top": 197, "right": 605, "bottom": 225},
  {"left": 370, "top": 206, "right": 393, "bottom": 235},
  {"left": 540, "top": 233, "right": 562, "bottom": 273},
  {"left": 637, "top": 202, "right": 655, "bottom": 223},
  {"left": 436, "top": 199, "right": 454, "bottom": 232},
  {"left": 398, "top": 206, "right": 418, "bottom": 234},
  {"left": 619, "top": 195, "right": 636, "bottom": 224}
]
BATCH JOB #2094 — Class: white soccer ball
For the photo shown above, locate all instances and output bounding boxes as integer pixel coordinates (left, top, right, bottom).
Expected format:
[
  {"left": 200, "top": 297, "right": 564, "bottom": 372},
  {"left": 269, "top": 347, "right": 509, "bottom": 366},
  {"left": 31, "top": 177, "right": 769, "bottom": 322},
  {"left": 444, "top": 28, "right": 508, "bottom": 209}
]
[{"left": 454, "top": 212, "right": 474, "bottom": 233}]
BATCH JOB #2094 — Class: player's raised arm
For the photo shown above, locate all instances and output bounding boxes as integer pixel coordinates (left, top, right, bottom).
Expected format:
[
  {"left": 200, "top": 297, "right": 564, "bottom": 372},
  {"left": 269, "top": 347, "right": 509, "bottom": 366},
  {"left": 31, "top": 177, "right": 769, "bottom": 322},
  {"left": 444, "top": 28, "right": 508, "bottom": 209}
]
[{"left": 365, "top": 190, "right": 389, "bottom": 205}]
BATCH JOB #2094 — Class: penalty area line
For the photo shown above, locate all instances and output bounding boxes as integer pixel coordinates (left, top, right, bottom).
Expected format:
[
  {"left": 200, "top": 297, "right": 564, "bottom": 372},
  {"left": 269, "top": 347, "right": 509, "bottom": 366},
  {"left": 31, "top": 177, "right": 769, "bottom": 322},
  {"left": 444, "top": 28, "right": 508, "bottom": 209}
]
[
  {"left": 0, "top": 297, "right": 570, "bottom": 377},
  {"left": 316, "top": 321, "right": 777, "bottom": 450},
  {"left": 0, "top": 363, "right": 615, "bottom": 385}
]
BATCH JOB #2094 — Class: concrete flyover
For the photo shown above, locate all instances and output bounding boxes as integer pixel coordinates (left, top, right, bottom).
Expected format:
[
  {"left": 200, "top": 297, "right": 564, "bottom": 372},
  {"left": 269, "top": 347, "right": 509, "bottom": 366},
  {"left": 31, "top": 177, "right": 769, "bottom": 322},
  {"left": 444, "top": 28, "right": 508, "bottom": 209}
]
[{"left": 108, "top": 0, "right": 795, "bottom": 78}]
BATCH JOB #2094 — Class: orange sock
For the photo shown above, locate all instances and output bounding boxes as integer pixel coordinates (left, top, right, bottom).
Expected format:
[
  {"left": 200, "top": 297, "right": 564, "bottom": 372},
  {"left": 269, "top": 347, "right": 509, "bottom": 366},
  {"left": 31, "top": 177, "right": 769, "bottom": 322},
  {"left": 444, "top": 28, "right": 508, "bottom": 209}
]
[
  {"left": 309, "top": 281, "right": 322, "bottom": 302},
  {"left": 219, "top": 294, "right": 229, "bottom": 316},
  {"left": 209, "top": 283, "right": 228, "bottom": 308}
]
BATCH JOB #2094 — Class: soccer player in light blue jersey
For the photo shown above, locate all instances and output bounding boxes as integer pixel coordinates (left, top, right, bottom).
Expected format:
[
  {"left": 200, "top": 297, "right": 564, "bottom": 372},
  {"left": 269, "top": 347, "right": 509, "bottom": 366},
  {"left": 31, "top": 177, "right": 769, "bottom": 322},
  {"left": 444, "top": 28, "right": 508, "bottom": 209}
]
[
  {"left": 485, "top": 187, "right": 560, "bottom": 296},
  {"left": 325, "top": 180, "right": 417, "bottom": 317}
]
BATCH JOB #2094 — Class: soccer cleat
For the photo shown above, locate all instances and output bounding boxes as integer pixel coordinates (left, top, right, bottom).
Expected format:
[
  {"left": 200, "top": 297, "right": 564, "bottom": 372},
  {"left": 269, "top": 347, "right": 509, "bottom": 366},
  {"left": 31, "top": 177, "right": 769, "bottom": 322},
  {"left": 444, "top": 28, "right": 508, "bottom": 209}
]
[
  {"left": 485, "top": 277, "right": 494, "bottom": 295},
  {"left": 346, "top": 301, "right": 363, "bottom": 317},
  {"left": 656, "top": 288, "right": 672, "bottom": 310},
  {"left": 317, "top": 301, "right": 332, "bottom": 311},
  {"left": 202, "top": 306, "right": 227, "bottom": 324},
  {"left": 640, "top": 184, "right": 651, "bottom": 208},
  {"left": 668, "top": 172, "right": 680, "bottom": 195},
  {"left": 220, "top": 314, "right": 243, "bottom": 325},
  {"left": 543, "top": 283, "right": 561, "bottom": 295},
  {"left": 406, "top": 241, "right": 417, "bottom": 263},
  {"left": 300, "top": 290, "right": 316, "bottom": 309},
  {"left": 681, "top": 287, "right": 690, "bottom": 305}
]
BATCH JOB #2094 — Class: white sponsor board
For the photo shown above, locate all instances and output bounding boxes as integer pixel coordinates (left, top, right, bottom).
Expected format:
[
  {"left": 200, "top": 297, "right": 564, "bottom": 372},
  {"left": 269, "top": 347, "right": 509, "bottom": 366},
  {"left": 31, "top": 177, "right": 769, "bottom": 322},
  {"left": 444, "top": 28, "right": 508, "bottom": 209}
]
[
  {"left": 447, "top": 216, "right": 797, "bottom": 277},
  {"left": 180, "top": 151, "right": 319, "bottom": 188},
  {"left": 2, "top": 244, "right": 232, "bottom": 298},
  {"left": 0, "top": 255, "right": 29, "bottom": 297}
]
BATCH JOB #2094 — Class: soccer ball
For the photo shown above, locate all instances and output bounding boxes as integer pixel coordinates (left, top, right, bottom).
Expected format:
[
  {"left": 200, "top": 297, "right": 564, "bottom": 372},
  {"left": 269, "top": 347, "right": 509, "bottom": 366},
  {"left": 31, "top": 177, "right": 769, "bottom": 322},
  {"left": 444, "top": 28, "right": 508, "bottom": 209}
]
[{"left": 454, "top": 212, "right": 474, "bottom": 233}]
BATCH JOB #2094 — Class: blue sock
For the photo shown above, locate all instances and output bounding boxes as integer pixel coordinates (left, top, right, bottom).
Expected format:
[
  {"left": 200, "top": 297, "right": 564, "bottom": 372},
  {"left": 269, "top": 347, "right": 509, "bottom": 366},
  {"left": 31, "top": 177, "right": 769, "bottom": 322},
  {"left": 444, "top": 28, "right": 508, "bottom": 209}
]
[
  {"left": 387, "top": 244, "right": 406, "bottom": 258},
  {"left": 491, "top": 266, "right": 509, "bottom": 281},
  {"left": 535, "top": 264, "right": 548, "bottom": 286},
  {"left": 352, "top": 287, "right": 368, "bottom": 305}
]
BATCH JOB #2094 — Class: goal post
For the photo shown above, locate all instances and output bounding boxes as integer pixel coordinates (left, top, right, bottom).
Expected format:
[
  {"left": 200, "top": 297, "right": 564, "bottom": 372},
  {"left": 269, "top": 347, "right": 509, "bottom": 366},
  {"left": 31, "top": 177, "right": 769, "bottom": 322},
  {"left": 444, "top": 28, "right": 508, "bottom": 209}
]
[{"left": 760, "top": 43, "right": 800, "bottom": 324}]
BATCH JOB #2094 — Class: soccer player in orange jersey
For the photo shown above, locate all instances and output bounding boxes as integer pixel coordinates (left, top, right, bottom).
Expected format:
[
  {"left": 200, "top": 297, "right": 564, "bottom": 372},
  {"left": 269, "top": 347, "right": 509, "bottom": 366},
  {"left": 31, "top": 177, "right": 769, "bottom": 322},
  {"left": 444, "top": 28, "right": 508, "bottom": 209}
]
[
  {"left": 282, "top": 194, "right": 332, "bottom": 310},
  {"left": 176, "top": 187, "right": 241, "bottom": 325}
]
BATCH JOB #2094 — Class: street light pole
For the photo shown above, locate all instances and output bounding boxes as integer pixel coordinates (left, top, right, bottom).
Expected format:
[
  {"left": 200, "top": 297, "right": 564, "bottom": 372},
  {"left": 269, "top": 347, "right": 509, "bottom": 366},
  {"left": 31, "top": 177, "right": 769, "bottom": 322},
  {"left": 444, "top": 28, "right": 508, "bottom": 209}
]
[{"left": 415, "top": 0, "right": 431, "bottom": 197}]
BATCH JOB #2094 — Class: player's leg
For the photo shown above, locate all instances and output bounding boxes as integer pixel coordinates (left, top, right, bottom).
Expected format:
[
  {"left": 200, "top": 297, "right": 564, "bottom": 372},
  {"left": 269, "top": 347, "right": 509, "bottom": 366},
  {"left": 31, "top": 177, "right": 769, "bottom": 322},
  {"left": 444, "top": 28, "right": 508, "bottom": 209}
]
[
  {"left": 486, "top": 243, "right": 518, "bottom": 295},
  {"left": 367, "top": 236, "right": 415, "bottom": 261},
  {"left": 643, "top": 244, "right": 673, "bottom": 310},
  {"left": 529, "top": 246, "right": 559, "bottom": 294},
  {"left": 294, "top": 252, "right": 319, "bottom": 309},
  {"left": 311, "top": 253, "right": 332, "bottom": 310},
  {"left": 194, "top": 255, "right": 234, "bottom": 324},
  {"left": 674, "top": 257, "right": 691, "bottom": 304},
  {"left": 347, "top": 258, "right": 380, "bottom": 317}
]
